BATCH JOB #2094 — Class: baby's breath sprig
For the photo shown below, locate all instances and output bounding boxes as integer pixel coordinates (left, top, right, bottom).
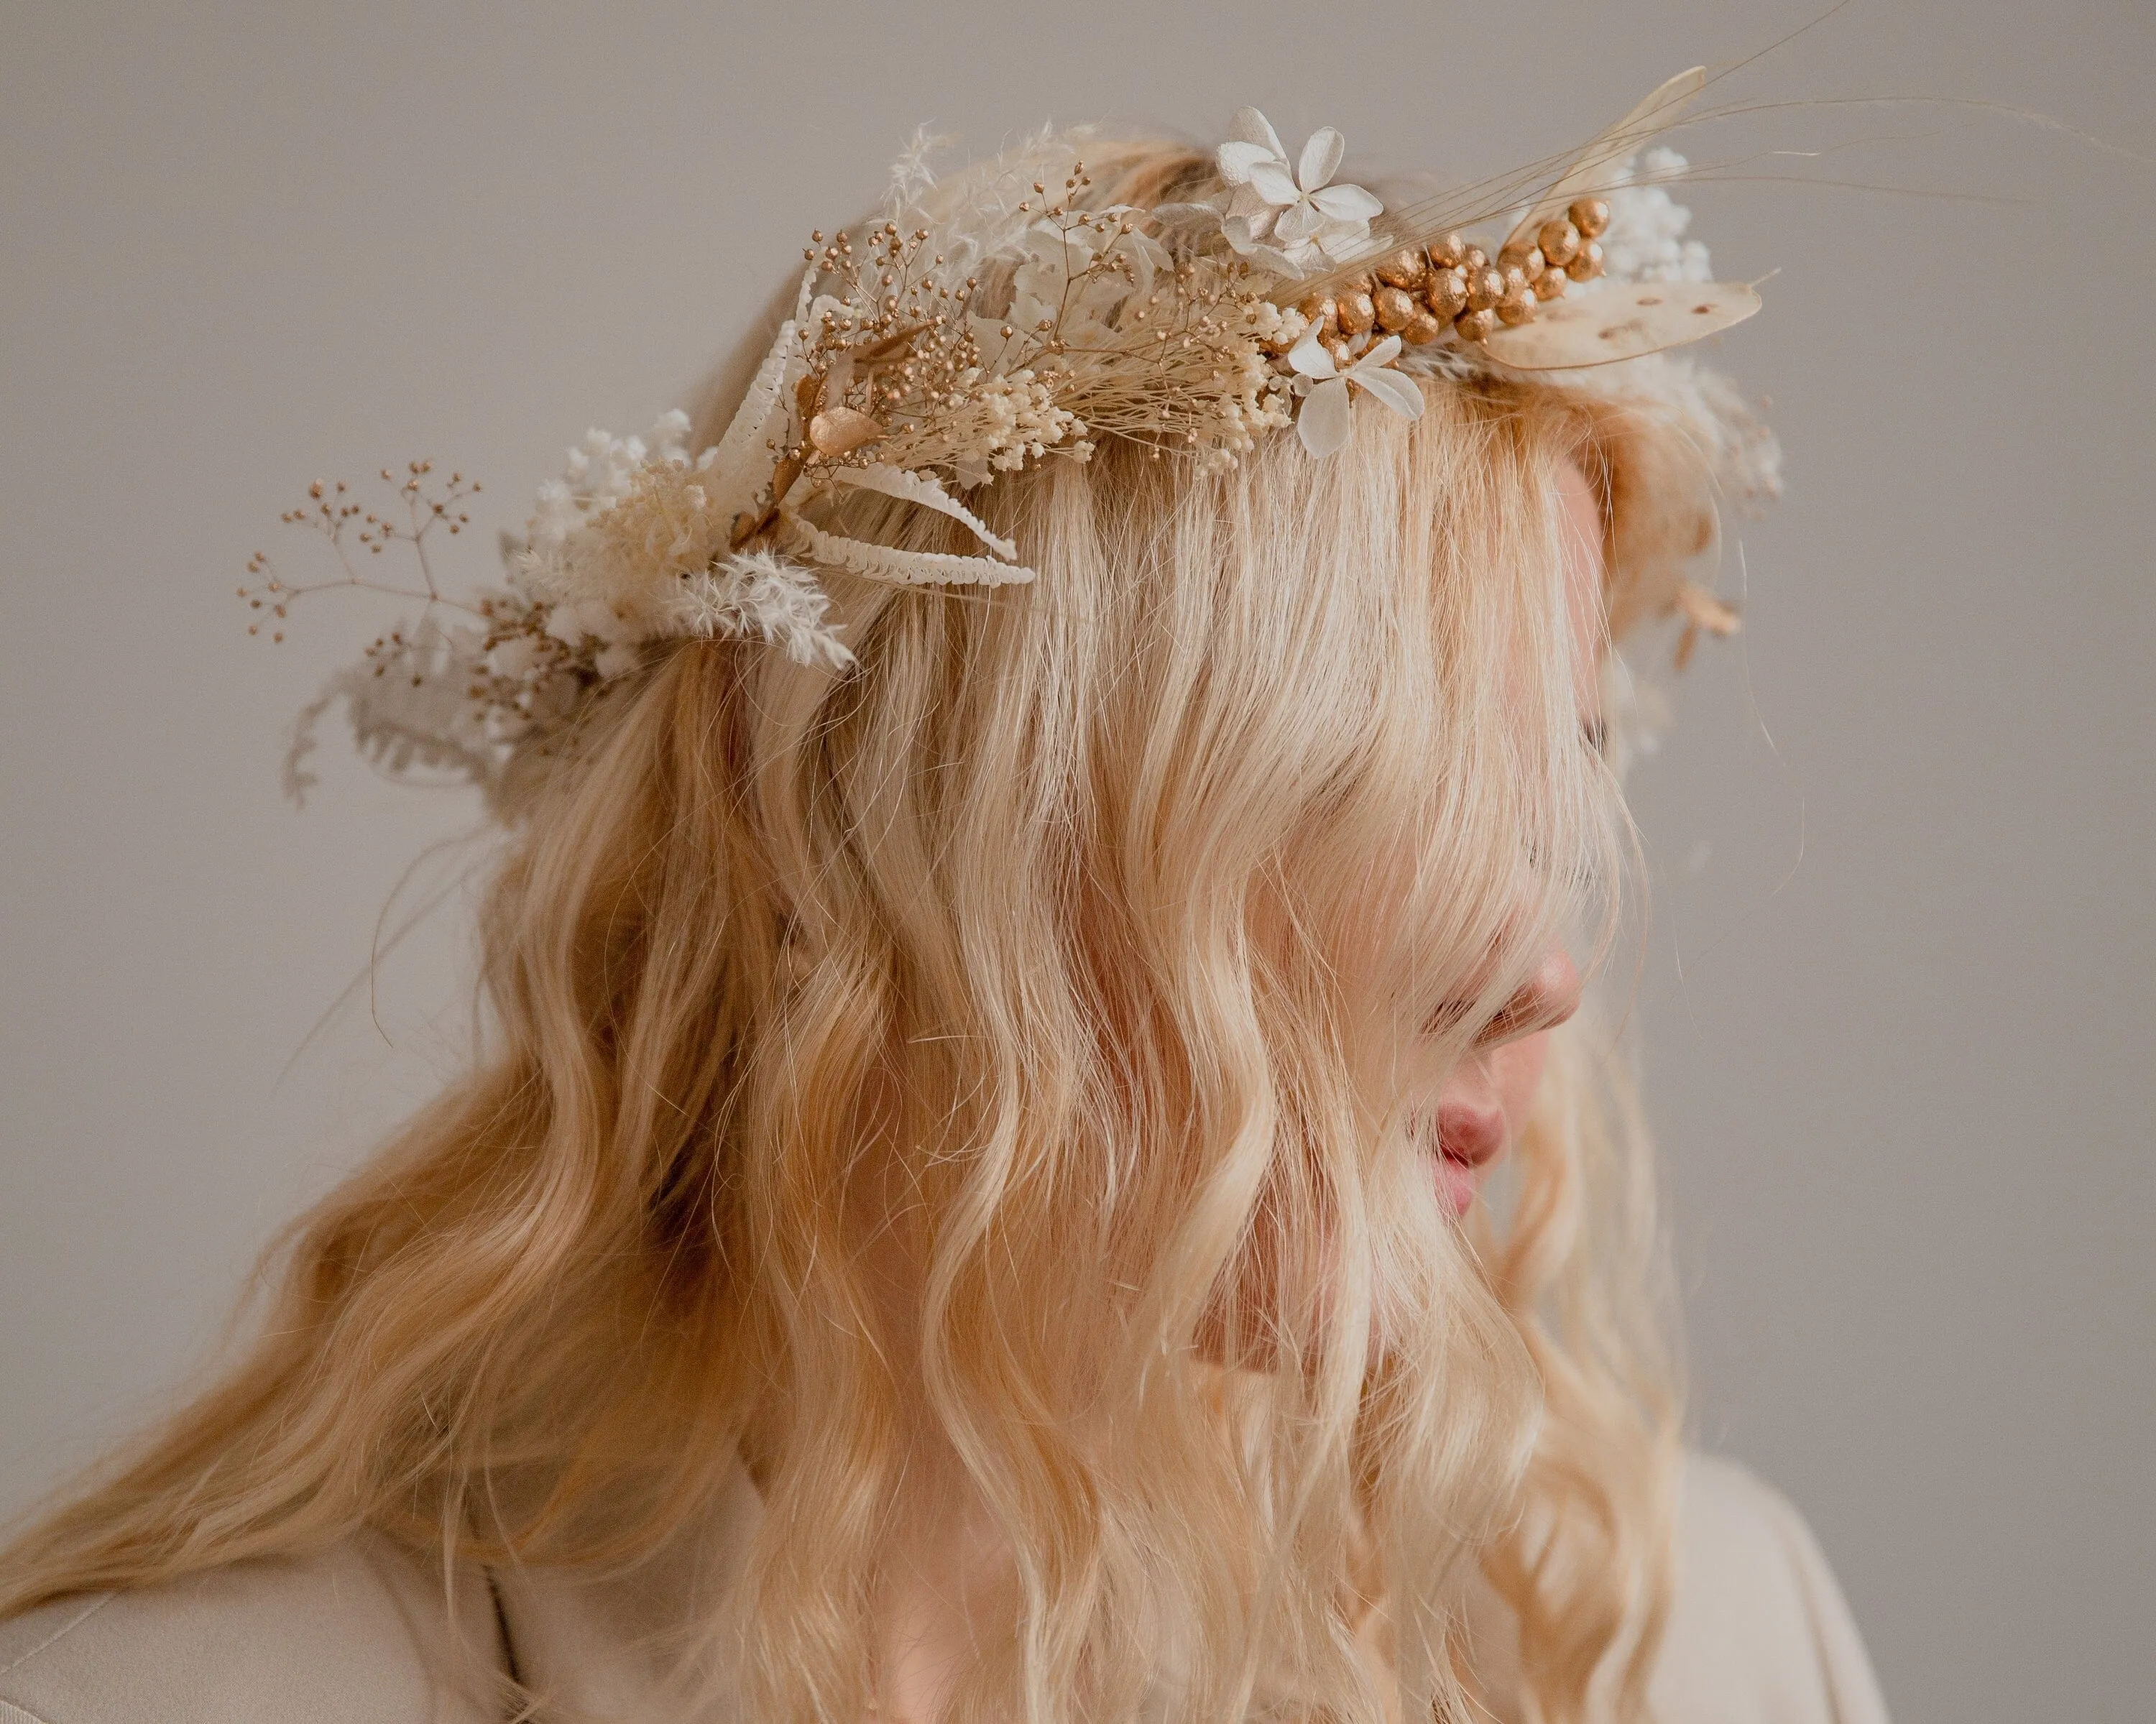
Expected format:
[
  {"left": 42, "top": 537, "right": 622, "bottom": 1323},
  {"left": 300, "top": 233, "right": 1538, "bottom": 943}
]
[{"left": 239, "top": 462, "right": 484, "bottom": 643}]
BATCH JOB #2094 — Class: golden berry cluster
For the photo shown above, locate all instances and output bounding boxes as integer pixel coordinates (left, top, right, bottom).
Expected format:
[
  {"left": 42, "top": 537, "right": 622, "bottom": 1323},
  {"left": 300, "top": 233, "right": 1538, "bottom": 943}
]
[{"left": 1291, "top": 196, "right": 1613, "bottom": 363}]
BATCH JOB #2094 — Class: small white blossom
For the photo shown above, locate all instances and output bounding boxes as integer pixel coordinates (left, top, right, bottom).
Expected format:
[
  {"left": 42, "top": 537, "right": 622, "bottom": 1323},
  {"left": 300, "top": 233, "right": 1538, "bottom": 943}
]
[
  {"left": 514, "top": 411, "right": 725, "bottom": 653},
  {"left": 1216, "top": 108, "right": 1383, "bottom": 275},
  {"left": 525, "top": 411, "right": 696, "bottom": 556},
  {"left": 947, "top": 369, "right": 1082, "bottom": 487},
  {"left": 1593, "top": 148, "right": 1713, "bottom": 286},
  {"left": 484, "top": 632, "right": 546, "bottom": 681},
  {"left": 1248, "top": 300, "right": 1307, "bottom": 349},
  {"left": 1286, "top": 331, "right": 1424, "bottom": 458},
  {"left": 592, "top": 641, "right": 644, "bottom": 680}
]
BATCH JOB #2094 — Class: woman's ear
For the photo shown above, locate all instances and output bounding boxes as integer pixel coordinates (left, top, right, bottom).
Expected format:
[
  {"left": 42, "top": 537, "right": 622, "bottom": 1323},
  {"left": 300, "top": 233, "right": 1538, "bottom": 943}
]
[{"left": 1574, "top": 404, "right": 1721, "bottom": 646}]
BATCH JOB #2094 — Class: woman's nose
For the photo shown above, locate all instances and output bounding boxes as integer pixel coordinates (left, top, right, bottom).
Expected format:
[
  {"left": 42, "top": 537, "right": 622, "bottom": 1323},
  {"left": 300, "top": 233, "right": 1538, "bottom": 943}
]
[
  {"left": 1483, "top": 944, "right": 1582, "bottom": 1046},
  {"left": 1524, "top": 944, "right": 1583, "bottom": 1033}
]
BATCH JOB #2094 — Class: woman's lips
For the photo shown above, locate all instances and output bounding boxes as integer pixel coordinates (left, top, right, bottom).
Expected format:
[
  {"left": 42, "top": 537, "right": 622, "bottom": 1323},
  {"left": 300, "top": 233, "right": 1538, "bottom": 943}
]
[
  {"left": 1419, "top": 1100, "right": 1508, "bottom": 1217},
  {"left": 1432, "top": 1151, "right": 1482, "bottom": 1218}
]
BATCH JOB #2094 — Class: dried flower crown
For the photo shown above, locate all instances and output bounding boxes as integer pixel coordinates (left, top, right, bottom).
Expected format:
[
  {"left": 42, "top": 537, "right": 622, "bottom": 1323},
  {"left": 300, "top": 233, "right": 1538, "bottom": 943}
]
[{"left": 245, "top": 69, "right": 1772, "bottom": 808}]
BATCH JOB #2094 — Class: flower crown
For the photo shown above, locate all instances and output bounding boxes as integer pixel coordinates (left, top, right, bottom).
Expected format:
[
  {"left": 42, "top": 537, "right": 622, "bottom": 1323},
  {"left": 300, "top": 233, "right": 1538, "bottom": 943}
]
[{"left": 246, "top": 70, "right": 1773, "bottom": 807}]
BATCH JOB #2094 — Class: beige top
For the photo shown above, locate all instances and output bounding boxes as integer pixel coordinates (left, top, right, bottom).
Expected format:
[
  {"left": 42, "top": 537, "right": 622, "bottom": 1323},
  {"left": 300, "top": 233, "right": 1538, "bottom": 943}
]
[{"left": 0, "top": 1455, "right": 1888, "bottom": 1724}]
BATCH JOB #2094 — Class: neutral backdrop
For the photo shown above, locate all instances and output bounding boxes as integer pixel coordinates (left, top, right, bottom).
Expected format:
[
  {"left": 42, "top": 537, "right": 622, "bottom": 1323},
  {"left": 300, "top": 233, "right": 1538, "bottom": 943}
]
[{"left": 4, "top": 2, "right": 2150, "bottom": 1718}]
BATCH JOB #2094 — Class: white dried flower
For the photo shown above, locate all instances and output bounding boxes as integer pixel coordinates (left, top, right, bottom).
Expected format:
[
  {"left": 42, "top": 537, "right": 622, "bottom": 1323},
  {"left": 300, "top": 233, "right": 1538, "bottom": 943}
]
[
  {"left": 1215, "top": 108, "right": 1383, "bottom": 275},
  {"left": 1286, "top": 330, "right": 1424, "bottom": 458}
]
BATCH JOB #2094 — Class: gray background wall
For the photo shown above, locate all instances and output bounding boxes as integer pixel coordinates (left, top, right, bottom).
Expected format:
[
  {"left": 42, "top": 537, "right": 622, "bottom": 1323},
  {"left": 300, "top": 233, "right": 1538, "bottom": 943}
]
[{"left": 3, "top": 2, "right": 2150, "bottom": 1718}]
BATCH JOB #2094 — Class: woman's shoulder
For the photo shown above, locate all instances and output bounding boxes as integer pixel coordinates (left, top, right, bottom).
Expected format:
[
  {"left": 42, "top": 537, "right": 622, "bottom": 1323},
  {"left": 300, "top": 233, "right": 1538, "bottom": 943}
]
[
  {"left": 0, "top": 1532, "right": 502, "bottom": 1724},
  {"left": 1652, "top": 1452, "right": 1891, "bottom": 1724},
  {"left": 0, "top": 1459, "right": 1886, "bottom": 1723}
]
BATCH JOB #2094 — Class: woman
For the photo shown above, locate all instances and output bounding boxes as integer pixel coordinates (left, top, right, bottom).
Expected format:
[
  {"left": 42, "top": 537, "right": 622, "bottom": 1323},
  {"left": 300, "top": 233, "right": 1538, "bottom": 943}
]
[{"left": 0, "top": 91, "right": 1886, "bottom": 1724}]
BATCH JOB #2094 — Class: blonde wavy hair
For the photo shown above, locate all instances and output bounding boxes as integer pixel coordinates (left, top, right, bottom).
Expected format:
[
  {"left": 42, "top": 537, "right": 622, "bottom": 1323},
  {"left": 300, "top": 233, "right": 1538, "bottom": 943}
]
[{"left": 1, "top": 139, "right": 1728, "bottom": 1724}]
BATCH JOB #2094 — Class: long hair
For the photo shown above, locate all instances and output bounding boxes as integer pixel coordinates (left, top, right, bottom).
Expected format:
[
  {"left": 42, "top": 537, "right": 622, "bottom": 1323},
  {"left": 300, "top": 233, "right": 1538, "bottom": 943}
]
[{"left": 1, "top": 139, "right": 1720, "bottom": 1724}]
